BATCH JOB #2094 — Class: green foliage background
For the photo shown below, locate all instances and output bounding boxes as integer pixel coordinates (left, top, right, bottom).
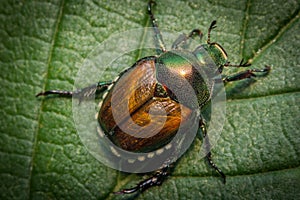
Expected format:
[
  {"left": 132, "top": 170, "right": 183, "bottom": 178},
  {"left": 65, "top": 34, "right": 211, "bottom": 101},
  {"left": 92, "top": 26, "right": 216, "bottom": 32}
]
[{"left": 0, "top": 0, "right": 299, "bottom": 199}]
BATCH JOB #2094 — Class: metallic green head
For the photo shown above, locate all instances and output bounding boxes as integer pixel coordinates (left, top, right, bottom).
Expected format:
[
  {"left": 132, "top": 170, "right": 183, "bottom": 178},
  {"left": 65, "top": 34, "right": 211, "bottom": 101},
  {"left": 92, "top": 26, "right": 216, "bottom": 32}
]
[{"left": 194, "top": 42, "right": 228, "bottom": 72}]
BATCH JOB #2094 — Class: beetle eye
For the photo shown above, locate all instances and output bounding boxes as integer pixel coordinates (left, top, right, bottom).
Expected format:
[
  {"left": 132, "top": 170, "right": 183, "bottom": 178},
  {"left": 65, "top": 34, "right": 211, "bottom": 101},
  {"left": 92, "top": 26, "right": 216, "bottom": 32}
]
[{"left": 211, "top": 43, "right": 228, "bottom": 59}]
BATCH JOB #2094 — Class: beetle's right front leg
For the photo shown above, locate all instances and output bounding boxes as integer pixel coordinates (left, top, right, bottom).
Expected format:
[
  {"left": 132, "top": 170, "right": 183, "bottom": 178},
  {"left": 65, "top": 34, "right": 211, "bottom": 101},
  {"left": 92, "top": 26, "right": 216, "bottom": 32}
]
[
  {"left": 36, "top": 80, "right": 114, "bottom": 101},
  {"left": 223, "top": 66, "right": 270, "bottom": 83}
]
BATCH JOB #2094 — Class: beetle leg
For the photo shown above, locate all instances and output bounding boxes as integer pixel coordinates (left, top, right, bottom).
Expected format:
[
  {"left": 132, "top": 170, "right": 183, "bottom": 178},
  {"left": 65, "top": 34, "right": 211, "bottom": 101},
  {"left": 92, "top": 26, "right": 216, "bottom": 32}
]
[
  {"left": 223, "top": 66, "right": 271, "bottom": 83},
  {"left": 36, "top": 81, "right": 113, "bottom": 101},
  {"left": 172, "top": 29, "right": 203, "bottom": 49},
  {"left": 199, "top": 118, "right": 226, "bottom": 183},
  {"left": 148, "top": 0, "right": 167, "bottom": 54},
  {"left": 114, "top": 165, "right": 170, "bottom": 194}
]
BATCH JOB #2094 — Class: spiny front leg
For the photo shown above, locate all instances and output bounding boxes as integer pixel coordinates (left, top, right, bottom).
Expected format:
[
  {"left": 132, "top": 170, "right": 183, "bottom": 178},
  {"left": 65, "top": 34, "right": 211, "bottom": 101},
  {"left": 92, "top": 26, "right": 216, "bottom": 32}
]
[
  {"left": 223, "top": 66, "right": 271, "bottom": 83},
  {"left": 172, "top": 29, "right": 203, "bottom": 49},
  {"left": 114, "top": 165, "right": 170, "bottom": 194},
  {"left": 148, "top": 0, "right": 167, "bottom": 54}
]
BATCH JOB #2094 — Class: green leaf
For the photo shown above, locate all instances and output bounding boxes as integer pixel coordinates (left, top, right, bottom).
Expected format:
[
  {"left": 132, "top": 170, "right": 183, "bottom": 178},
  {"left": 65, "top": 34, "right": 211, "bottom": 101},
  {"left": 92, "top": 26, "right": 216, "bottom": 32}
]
[{"left": 0, "top": 0, "right": 299, "bottom": 199}]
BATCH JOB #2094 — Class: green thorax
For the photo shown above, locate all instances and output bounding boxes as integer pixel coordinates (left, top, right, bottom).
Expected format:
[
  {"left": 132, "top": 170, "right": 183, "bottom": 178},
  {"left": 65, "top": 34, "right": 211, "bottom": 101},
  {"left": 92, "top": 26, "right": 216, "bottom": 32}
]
[{"left": 155, "top": 50, "right": 215, "bottom": 108}]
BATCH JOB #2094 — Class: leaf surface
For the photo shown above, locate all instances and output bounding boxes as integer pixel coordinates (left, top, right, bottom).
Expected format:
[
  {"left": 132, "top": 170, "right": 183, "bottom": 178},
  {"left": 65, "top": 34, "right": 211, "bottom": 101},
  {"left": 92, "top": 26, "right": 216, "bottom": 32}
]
[{"left": 0, "top": 0, "right": 299, "bottom": 199}]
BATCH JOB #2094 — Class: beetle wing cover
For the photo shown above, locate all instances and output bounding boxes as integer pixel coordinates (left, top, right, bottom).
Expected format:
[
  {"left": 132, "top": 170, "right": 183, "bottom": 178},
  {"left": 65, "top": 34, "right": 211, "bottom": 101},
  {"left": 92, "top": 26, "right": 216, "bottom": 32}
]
[
  {"left": 99, "top": 58, "right": 157, "bottom": 135},
  {"left": 98, "top": 58, "right": 194, "bottom": 152},
  {"left": 112, "top": 97, "right": 193, "bottom": 152}
]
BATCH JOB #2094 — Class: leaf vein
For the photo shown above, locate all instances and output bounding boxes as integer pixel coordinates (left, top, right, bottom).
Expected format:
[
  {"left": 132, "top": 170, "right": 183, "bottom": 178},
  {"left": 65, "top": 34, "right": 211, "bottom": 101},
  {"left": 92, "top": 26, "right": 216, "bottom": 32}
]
[
  {"left": 28, "top": 0, "right": 66, "bottom": 198},
  {"left": 250, "top": 7, "right": 300, "bottom": 62}
]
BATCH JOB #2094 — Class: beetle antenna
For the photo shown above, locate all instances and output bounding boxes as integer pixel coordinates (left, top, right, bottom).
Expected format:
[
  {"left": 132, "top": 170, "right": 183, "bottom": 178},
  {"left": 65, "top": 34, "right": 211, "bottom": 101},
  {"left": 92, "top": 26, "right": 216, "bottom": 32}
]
[{"left": 207, "top": 20, "right": 217, "bottom": 44}]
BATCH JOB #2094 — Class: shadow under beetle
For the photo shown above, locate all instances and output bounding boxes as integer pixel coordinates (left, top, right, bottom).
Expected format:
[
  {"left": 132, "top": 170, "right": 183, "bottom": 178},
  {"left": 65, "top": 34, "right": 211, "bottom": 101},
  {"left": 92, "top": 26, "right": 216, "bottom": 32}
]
[{"left": 37, "top": 0, "right": 270, "bottom": 194}]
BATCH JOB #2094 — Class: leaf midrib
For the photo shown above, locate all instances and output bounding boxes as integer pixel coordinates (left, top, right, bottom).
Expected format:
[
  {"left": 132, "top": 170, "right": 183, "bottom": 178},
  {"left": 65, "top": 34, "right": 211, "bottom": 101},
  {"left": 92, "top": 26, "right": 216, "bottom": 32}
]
[{"left": 29, "top": 0, "right": 65, "bottom": 198}]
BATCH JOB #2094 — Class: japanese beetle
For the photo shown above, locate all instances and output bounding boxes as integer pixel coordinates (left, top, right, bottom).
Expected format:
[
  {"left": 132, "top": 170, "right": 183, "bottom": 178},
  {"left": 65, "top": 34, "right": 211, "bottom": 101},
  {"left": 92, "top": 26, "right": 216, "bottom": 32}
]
[{"left": 36, "top": 0, "right": 270, "bottom": 194}]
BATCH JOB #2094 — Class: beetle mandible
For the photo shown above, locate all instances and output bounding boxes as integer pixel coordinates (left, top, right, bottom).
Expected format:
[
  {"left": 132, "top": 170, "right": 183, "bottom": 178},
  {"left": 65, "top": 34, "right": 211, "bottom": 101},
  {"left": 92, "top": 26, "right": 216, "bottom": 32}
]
[{"left": 37, "top": 0, "right": 270, "bottom": 194}]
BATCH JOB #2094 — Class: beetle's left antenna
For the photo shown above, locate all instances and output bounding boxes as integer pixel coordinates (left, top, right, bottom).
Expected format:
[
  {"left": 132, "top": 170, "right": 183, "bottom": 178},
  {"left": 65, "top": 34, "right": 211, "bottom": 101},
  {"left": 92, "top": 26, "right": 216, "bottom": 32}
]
[
  {"left": 207, "top": 20, "right": 217, "bottom": 44},
  {"left": 148, "top": 0, "right": 167, "bottom": 54}
]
